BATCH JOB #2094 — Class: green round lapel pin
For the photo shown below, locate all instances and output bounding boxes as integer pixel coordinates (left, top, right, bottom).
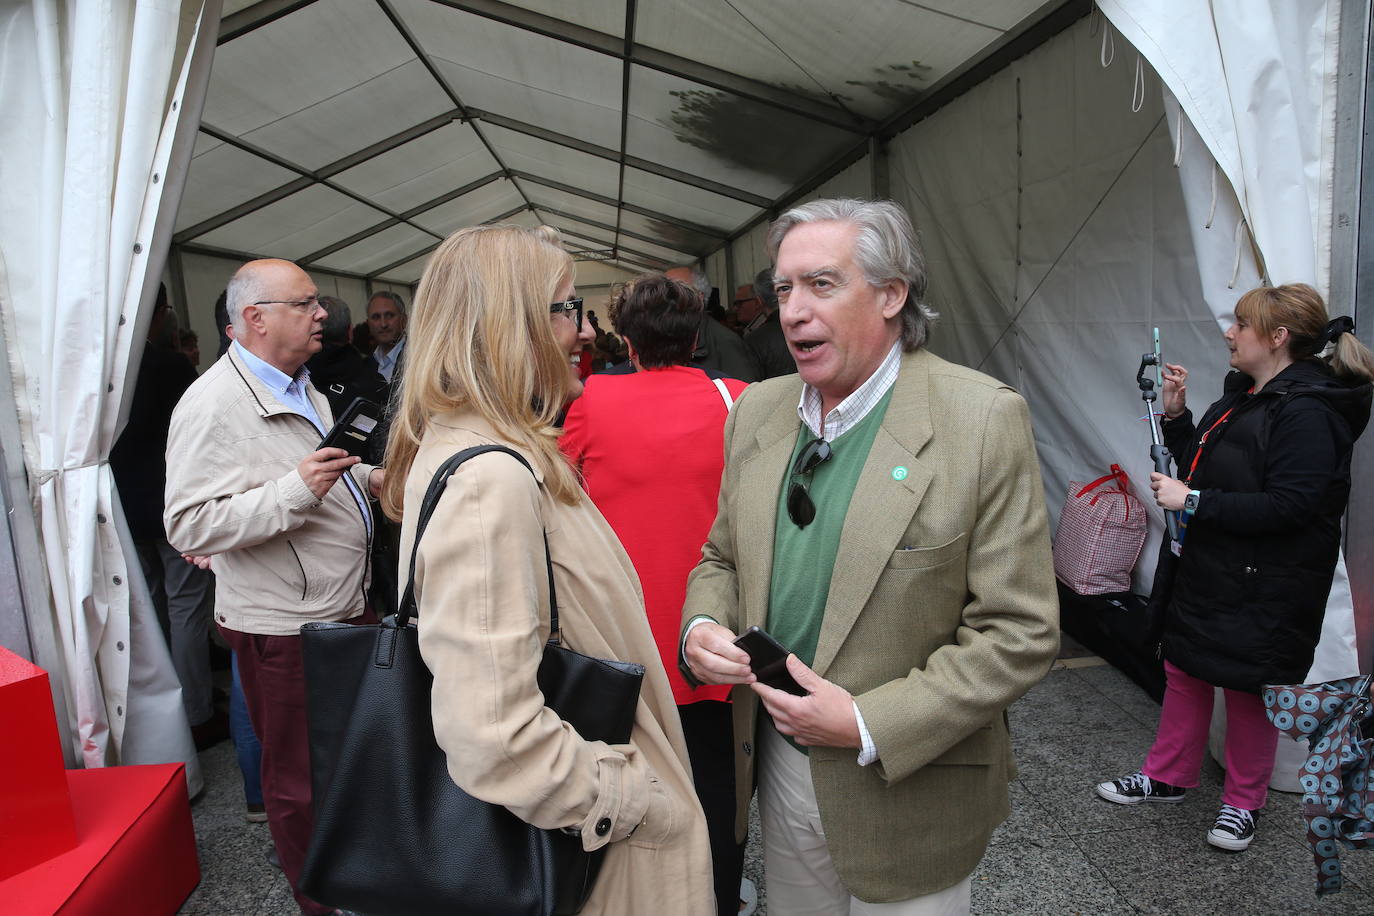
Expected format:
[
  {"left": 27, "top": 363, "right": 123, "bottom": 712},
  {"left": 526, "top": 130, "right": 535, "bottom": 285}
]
[{"left": 892, "top": 466, "right": 909, "bottom": 481}]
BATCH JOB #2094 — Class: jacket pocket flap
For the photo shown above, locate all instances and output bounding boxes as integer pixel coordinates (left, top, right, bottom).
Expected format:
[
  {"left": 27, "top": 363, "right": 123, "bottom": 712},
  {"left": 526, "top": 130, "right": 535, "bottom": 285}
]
[{"left": 928, "top": 723, "right": 997, "bottom": 766}]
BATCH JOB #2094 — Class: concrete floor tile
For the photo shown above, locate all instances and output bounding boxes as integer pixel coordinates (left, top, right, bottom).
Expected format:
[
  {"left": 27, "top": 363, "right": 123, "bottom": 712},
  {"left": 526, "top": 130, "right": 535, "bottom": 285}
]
[
  {"left": 1014, "top": 728, "right": 1227, "bottom": 836},
  {"left": 1080, "top": 820, "right": 1374, "bottom": 915},
  {"left": 1070, "top": 662, "right": 1164, "bottom": 729},
  {"left": 971, "top": 836, "right": 1135, "bottom": 914},
  {"left": 1009, "top": 668, "right": 1135, "bottom": 740},
  {"left": 989, "top": 779, "right": 1068, "bottom": 847}
]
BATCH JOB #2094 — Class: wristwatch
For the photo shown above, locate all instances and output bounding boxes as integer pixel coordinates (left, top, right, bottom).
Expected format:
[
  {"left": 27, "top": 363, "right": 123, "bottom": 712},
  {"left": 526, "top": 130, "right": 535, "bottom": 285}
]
[{"left": 1183, "top": 489, "right": 1201, "bottom": 514}]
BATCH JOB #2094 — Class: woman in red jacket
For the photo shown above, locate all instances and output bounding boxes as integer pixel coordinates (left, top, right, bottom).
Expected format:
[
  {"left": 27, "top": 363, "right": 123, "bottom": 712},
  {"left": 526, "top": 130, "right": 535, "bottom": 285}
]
[{"left": 562, "top": 273, "right": 751, "bottom": 916}]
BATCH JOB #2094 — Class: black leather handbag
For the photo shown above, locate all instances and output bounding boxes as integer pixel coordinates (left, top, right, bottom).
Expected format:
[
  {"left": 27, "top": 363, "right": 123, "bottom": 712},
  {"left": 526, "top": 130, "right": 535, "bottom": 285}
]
[{"left": 299, "top": 445, "right": 646, "bottom": 916}]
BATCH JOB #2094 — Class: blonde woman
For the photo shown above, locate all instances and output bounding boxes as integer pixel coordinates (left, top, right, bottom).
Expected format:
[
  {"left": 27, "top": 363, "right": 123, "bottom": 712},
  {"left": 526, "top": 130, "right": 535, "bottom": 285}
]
[{"left": 382, "top": 224, "right": 714, "bottom": 913}]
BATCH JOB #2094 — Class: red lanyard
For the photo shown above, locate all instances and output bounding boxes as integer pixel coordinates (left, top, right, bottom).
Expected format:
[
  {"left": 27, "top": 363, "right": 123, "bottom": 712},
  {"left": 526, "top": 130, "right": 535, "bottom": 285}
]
[{"left": 1184, "top": 393, "right": 1251, "bottom": 485}]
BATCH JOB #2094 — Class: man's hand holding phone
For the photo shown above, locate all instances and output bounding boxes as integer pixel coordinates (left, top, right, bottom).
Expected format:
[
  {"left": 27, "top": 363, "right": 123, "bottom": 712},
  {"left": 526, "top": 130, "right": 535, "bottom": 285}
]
[
  {"left": 682, "top": 621, "right": 755, "bottom": 686},
  {"left": 298, "top": 447, "right": 360, "bottom": 499}
]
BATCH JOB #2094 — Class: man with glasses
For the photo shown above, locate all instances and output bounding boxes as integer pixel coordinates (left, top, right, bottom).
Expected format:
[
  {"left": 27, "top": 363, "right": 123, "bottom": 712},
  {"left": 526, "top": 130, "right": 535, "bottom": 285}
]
[
  {"left": 164, "top": 258, "right": 380, "bottom": 916},
  {"left": 681, "top": 199, "right": 1058, "bottom": 915}
]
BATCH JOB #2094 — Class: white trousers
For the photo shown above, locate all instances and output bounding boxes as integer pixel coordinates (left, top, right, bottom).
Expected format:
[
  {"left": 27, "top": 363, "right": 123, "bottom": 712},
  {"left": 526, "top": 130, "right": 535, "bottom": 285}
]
[{"left": 758, "top": 724, "right": 971, "bottom": 916}]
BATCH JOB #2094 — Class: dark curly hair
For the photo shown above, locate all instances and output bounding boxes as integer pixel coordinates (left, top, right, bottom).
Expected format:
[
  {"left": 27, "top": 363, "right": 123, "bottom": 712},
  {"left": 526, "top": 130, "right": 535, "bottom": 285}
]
[{"left": 611, "top": 274, "right": 704, "bottom": 368}]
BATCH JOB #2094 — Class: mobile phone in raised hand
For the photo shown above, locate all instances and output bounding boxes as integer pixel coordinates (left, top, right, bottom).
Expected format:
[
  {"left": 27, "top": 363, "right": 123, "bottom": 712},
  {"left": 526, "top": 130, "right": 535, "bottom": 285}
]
[{"left": 318, "top": 397, "right": 382, "bottom": 459}]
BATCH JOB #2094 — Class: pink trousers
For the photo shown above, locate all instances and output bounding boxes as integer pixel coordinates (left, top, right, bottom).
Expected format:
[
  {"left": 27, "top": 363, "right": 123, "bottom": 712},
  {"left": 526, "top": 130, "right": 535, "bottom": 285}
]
[{"left": 1142, "top": 661, "right": 1279, "bottom": 811}]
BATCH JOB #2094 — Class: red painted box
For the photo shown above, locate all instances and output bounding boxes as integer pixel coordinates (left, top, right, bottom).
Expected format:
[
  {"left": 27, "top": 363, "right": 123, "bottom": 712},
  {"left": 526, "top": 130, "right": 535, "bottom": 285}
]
[
  {"left": 2, "top": 764, "right": 200, "bottom": 915},
  {"left": 0, "top": 645, "right": 78, "bottom": 880}
]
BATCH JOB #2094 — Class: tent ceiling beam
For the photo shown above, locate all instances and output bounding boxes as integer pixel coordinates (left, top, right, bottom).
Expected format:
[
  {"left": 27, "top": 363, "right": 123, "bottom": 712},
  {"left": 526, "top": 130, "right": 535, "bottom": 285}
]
[
  {"left": 614, "top": 0, "right": 637, "bottom": 245},
  {"left": 297, "top": 171, "right": 504, "bottom": 265},
  {"left": 541, "top": 222, "right": 671, "bottom": 270},
  {"left": 466, "top": 108, "right": 770, "bottom": 208},
  {"left": 512, "top": 171, "right": 725, "bottom": 240},
  {"left": 426, "top": 0, "right": 871, "bottom": 133},
  {"left": 218, "top": 0, "right": 316, "bottom": 44},
  {"left": 179, "top": 241, "right": 405, "bottom": 284},
  {"left": 317, "top": 109, "right": 461, "bottom": 178},
  {"left": 193, "top": 123, "right": 447, "bottom": 241},
  {"left": 174, "top": 173, "right": 313, "bottom": 243},
  {"left": 376, "top": 0, "right": 537, "bottom": 217},
  {"left": 532, "top": 208, "right": 694, "bottom": 261},
  {"left": 175, "top": 112, "right": 463, "bottom": 244},
  {"left": 720, "top": 0, "right": 1090, "bottom": 248},
  {"left": 363, "top": 200, "right": 528, "bottom": 278},
  {"left": 877, "top": 0, "right": 1091, "bottom": 140}
]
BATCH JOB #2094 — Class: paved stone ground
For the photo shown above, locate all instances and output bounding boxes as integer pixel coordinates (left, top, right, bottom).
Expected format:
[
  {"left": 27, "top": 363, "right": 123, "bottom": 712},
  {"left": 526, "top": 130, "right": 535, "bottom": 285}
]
[{"left": 179, "top": 659, "right": 1374, "bottom": 915}]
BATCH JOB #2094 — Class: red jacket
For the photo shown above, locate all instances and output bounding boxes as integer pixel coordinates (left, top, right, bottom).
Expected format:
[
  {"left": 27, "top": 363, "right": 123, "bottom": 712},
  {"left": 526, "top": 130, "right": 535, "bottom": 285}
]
[{"left": 561, "top": 366, "right": 749, "bottom": 704}]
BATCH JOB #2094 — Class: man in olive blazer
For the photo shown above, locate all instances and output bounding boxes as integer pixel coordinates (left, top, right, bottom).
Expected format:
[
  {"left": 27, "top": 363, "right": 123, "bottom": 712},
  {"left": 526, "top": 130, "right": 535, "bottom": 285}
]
[{"left": 682, "top": 199, "right": 1058, "bottom": 913}]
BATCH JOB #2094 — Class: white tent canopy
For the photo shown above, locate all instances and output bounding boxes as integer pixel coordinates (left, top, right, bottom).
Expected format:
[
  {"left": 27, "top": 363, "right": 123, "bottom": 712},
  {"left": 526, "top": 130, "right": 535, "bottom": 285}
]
[{"left": 1, "top": 0, "right": 1369, "bottom": 774}]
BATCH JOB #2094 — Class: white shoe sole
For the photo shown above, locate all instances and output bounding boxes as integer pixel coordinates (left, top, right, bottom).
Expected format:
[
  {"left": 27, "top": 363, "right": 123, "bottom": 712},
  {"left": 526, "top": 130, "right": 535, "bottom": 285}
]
[
  {"left": 1207, "top": 829, "right": 1253, "bottom": 851},
  {"left": 1095, "top": 783, "right": 1186, "bottom": 805}
]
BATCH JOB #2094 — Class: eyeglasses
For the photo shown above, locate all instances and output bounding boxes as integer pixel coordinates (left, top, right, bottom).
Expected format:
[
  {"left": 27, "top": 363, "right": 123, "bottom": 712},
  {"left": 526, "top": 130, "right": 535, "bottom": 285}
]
[
  {"left": 253, "top": 296, "right": 320, "bottom": 312},
  {"left": 786, "top": 437, "right": 832, "bottom": 528},
  {"left": 550, "top": 297, "right": 584, "bottom": 331}
]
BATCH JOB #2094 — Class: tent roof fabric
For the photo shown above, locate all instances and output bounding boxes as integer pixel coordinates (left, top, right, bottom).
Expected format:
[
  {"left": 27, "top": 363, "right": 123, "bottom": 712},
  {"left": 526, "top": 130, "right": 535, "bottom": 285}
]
[{"left": 180, "top": 0, "right": 1080, "bottom": 284}]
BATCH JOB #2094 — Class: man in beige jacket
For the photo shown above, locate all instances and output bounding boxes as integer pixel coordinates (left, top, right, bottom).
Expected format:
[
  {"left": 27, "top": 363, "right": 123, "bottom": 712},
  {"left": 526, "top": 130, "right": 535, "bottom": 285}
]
[
  {"left": 682, "top": 199, "right": 1059, "bottom": 914},
  {"left": 164, "top": 259, "right": 381, "bottom": 916}
]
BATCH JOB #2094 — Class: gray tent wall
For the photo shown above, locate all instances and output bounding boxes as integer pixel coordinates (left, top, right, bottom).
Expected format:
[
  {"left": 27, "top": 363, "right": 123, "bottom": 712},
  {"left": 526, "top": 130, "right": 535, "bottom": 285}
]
[
  {"left": 717, "top": 11, "right": 1372, "bottom": 674},
  {"left": 726, "top": 15, "right": 1213, "bottom": 585}
]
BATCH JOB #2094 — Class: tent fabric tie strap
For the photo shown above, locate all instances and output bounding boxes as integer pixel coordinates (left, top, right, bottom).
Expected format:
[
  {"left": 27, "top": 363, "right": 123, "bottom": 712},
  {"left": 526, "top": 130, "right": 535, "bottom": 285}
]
[
  {"left": 33, "top": 460, "right": 107, "bottom": 486},
  {"left": 1264, "top": 675, "right": 1374, "bottom": 897}
]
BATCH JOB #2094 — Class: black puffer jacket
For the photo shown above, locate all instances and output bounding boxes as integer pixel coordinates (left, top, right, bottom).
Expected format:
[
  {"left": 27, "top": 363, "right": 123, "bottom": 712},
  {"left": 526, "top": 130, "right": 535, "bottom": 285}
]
[{"left": 1150, "top": 359, "right": 1370, "bottom": 692}]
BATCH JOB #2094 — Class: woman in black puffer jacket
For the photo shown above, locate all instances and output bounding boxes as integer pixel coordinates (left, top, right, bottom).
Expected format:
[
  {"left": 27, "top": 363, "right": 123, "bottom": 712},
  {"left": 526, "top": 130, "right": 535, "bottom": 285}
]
[{"left": 1094, "top": 284, "right": 1372, "bottom": 853}]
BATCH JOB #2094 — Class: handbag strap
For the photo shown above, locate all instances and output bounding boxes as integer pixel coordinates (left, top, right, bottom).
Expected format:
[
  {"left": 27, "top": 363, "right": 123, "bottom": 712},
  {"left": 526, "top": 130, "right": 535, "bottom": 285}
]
[
  {"left": 712, "top": 377, "right": 735, "bottom": 411},
  {"left": 396, "top": 445, "right": 561, "bottom": 645},
  {"left": 1074, "top": 463, "right": 1130, "bottom": 499}
]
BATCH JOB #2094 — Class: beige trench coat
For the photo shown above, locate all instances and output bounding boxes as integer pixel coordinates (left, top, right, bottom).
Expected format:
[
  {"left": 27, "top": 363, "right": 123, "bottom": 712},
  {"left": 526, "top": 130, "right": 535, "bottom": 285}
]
[{"left": 399, "top": 408, "right": 714, "bottom": 915}]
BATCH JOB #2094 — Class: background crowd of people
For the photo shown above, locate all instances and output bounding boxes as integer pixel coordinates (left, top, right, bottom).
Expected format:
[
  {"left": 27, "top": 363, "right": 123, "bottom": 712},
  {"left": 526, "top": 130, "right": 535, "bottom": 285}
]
[{"left": 124, "top": 195, "right": 1372, "bottom": 916}]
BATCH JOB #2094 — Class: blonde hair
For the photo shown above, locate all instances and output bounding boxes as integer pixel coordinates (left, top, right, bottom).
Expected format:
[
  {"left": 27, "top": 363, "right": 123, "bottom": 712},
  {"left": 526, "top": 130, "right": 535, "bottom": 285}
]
[
  {"left": 381, "top": 224, "right": 579, "bottom": 519},
  {"left": 1234, "top": 283, "right": 1373, "bottom": 383}
]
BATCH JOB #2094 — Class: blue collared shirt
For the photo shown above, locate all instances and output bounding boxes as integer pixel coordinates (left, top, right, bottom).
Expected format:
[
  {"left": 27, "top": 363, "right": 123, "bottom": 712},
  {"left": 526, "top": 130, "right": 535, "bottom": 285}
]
[
  {"left": 372, "top": 337, "right": 405, "bottom": 382},
  {"left": 233, "top": 341, "right": 372, "bottom": 536}
]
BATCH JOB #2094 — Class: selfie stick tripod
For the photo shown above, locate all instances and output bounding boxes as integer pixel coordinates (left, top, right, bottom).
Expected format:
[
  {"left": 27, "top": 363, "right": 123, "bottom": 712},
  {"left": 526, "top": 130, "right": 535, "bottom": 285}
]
[{"left": 1137, "top": 353, "right": 1181, "bottom": 541}]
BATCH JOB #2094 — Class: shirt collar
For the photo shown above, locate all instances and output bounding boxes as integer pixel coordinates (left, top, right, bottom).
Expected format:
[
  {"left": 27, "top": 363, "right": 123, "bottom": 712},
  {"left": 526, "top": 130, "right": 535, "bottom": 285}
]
[
  {"left": 375, "top": 336, "right": 405, "bottom": 363},
  {"left": 797, "top": 340, "right": 902, "bottom": 440},
  {"left": 233, "top": 340, "right": 310, "bottom": 395}
]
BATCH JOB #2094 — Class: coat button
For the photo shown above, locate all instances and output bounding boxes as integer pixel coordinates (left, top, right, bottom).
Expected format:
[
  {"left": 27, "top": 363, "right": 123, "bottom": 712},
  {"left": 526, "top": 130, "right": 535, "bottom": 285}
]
[
  {"left": 595, "top": 817, "right": 612, "bottom": 837},
  {"left": 742, "top": 741, "right": 752, "bottom": 756}
]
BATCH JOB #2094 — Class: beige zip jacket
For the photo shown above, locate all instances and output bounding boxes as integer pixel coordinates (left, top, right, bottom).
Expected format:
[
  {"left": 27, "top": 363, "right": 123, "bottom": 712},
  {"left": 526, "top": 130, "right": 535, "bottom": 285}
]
[{"left": 164, "top": 348, "right": 374, "bottom": 635}]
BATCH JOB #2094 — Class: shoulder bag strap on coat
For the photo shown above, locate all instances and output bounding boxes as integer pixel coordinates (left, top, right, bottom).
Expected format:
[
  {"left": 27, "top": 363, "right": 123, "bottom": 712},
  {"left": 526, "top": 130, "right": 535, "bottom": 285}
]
[{"left": 395, "top": 446, "right": 561, "bottom": 644}]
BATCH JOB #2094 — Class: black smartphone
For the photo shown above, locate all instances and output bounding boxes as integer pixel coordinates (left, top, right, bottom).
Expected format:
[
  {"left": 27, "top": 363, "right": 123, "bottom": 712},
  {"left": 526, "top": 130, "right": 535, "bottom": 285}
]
[
  {"left": 733, "top": 626, "right": 806, "bottom": 696},
  {"left": 318, "top": 397, "right": 382, "bottom": 459}
]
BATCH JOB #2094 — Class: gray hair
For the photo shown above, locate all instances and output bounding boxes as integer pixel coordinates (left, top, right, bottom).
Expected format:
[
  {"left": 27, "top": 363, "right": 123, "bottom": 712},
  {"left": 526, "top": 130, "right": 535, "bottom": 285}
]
[
  {"left": 225, "top": 265, "right": 270, "bottom": 337},
  {"left": 766, "top": 198, "right": 937, "bottom": 351},
  {"left": 753, "top": 267, "right": 779, "bottom": 312},
  {"left": 669, "top": 264, "right": 712, "bottom": 301},
  {"left": 368, "top": 290, "right": 407, "bottom": 314},
  {"left": 318, "top": 296, "right": 352, "bottom": 345}
]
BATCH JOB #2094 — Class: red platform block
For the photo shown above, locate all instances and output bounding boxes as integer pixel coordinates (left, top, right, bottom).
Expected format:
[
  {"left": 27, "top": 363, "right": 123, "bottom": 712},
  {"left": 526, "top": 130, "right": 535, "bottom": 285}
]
[
  {"left": 0, "top": 646, "right": 77, "bottom": 879},
  {"left": 1, "top": 763, "right": 200, "bottom": 916}
]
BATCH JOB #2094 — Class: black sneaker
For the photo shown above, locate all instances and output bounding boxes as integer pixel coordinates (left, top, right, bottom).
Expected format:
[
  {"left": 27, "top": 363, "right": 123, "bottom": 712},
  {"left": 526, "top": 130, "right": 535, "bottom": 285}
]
[
  {"left": 1094, "top": 770, "right": 1186, "bottom": 805},
  {"left": 1207, "top": 804, "right": 1256, "bottom": 851}
]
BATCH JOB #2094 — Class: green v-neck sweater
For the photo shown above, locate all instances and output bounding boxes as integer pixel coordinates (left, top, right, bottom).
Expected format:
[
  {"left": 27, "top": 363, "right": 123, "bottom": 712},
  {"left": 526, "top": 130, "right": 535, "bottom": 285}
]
[{"left": 766, "top": 388, "right": 894, "bottom": 678}]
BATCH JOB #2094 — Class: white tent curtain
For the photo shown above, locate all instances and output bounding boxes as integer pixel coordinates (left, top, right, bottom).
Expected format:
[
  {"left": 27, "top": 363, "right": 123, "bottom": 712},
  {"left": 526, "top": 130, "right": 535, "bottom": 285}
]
[{"left": 0, "top": 0, "right": 221, "bottom": 781}]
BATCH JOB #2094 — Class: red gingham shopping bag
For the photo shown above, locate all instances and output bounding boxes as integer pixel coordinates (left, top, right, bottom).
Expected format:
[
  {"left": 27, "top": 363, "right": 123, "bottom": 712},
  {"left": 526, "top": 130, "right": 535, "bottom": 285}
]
[{"left": 1052, "top": 464, "right": 1147, "bottom": 595}]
